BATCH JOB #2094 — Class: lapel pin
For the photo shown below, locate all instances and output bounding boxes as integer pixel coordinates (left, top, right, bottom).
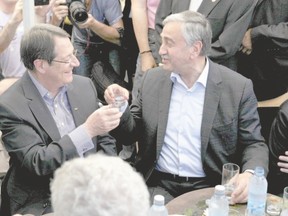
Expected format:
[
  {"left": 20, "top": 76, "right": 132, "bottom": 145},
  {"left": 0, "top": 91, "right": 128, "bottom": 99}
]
[
  {"left": 74, "top": 107, "right": 78, "bottom": 111},
  {"left": 212, "top": 0, "right": 216, "bottom": 2}
]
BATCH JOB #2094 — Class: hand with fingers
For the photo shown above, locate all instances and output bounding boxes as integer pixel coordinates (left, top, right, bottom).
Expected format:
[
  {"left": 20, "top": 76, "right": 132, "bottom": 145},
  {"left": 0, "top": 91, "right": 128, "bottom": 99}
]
[
  {"left": 230, "top": 172, "right": 253, "bottom": 205},
  {"left": 82, "top": 105, "right": 123, "bottom": 138},
  {"left": 240, "top": 28, "right": 253, "bottom": 55},
  {"left": 104, "top": 84, "right": 130, "bottom": 106},
  {"left": 278, "top": 151, "right": 288, "bottom": 173},
  {"left": 51, "top": 0, "right": 69, "bottom": 26},
  {"left": 34, "top": 0, "right": 55, "bottom": 18}
]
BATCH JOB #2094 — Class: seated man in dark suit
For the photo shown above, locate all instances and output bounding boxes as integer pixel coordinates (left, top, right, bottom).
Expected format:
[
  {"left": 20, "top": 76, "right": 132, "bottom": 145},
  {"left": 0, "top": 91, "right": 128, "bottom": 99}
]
[
  {"left": 268, "top": 100, "right": 288, "bottom": 195},
  {"left": 0, "top": 24, "right": 122, "bottom": 215},
  {"left": 104, "top": 10, "right": 269, "bottom": 204}
]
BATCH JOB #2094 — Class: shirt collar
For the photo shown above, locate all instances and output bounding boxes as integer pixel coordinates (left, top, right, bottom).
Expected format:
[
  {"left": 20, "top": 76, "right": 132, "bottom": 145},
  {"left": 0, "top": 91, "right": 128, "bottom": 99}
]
[
  {"left": 170, "top": 58, "right": 210, "bottom": 89},
  {"left": 28, "top": 71, "right": 67, "bottom": 99}
]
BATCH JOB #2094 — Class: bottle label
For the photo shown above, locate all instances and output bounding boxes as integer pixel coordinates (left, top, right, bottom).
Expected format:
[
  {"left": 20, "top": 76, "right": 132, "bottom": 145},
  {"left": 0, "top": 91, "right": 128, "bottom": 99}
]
[{"left": 247, "top": 202, "right": 265, "bottom": 216}]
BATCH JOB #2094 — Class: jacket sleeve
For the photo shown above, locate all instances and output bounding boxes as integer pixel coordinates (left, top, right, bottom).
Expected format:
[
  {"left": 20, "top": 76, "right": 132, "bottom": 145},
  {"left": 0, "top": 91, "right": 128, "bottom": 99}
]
[
  {"left": 209, "top": 0, "right": 257, "bottom": 61},
  {"left": 251, "top": 22, "right": 288, "bottom": 48}
]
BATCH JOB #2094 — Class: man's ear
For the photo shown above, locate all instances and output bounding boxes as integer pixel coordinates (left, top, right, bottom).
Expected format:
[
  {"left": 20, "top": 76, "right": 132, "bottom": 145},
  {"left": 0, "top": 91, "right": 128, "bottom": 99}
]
[
  {"left": 190, "top": 41, "right": 203, "bottom": 58},
  {"left": 33, "top": 59, "right": 48, "bottom": 74}
]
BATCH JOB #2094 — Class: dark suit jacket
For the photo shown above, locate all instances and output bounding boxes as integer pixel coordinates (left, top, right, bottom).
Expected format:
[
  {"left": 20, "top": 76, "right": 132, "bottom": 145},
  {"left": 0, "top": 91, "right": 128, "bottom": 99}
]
[
  {"left": 0, "top": 72, "right": 116, "bottom": 215},
  {"left": 154, "top": 0, "right": 257, "bottom": 70},
  {"left": 268, "top": 100, "right": 288, "bottom": 195},
  {"left": 112, "top": 59, "right": 269, "bottom": 185}
]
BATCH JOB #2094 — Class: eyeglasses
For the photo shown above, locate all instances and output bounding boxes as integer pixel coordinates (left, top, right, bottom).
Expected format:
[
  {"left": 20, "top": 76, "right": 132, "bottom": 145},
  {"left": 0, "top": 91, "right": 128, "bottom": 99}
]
[{"left": 52, "top": 50, "right": 78, "bottom": 64}]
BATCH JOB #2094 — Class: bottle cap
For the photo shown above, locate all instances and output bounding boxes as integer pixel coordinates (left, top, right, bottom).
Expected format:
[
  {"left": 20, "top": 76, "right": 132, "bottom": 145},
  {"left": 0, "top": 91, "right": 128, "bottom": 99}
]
[
  {"left": 214, "top": 185, "right": 225, "bottom": 195},
  {"left": 254, "top": 166, "right": 264, "bottom": 176},
  {"left": 153, "top": 195, "right": 165, "bottom": 206}
]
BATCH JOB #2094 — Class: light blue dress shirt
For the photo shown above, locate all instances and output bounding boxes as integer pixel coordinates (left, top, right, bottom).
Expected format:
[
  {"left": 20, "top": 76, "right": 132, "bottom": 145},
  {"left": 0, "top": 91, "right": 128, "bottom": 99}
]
[
  {"left": 156, "top": 60, "right": 209, "bottom": 177},
  {"left": 28, "top": 72, "right": 94, "bottom": 157}
]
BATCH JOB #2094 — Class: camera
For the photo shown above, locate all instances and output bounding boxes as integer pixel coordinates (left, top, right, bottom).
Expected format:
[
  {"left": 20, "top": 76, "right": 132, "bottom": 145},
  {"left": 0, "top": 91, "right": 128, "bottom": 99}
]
[
  {"left": 34, "top": 0, "right": 49, "bottom": 6},
  {"left": 66, "top": 0, "right": 88, "bottom": 24}
]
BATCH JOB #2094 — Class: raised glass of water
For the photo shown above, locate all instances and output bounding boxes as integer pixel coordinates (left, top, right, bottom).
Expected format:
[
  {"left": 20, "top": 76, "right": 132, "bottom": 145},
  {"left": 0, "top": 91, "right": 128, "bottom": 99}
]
[{"left": 112, "top": 95, "right": 126, "bottom": 112}]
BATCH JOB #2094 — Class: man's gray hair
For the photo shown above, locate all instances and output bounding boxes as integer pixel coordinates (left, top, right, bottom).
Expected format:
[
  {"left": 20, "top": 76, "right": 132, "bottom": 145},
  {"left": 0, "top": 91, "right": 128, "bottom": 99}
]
[
  {"left": 163, "top": 10, "right": 212, "bottom": 56},
  {"left": 20, "top": 23, "right": 70, "bottom": 71},
  {"left": 51, "top": 153, "right": 150, "bottom": 216}
]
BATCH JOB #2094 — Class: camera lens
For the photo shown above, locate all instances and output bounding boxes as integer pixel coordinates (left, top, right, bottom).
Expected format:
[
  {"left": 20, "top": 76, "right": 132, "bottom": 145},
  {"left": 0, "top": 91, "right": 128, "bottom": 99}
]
[{"left": 69, "top": 1, "right": 88, "bottom": 23}]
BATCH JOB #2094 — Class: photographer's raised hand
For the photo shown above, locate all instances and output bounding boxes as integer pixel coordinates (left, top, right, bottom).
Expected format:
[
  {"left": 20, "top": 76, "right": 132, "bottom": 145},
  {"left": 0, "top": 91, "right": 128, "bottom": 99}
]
[
  {"left": 51, "top": 0, "right": 68, "bottom": 26},
  {"left": 11, "top": 0, "right": 23, "bottom": 23},
  {"left": 35, "top": 0, "right": 55, "bottom": 23},
  {"left": 0, "top": 0, "right": 23, "bottom": 53},
  {"left": 77, "top": 14, "right": 124, "bottom": 45}
]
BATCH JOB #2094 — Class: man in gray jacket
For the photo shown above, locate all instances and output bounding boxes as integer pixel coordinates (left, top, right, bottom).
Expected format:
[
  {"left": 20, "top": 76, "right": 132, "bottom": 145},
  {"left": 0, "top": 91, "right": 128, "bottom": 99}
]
[
  {"left": 105, "top": 11, "right": 269, "bottom": 204},
  {"left": 0, "top": 24, "right": 121, "bottom": 215}
]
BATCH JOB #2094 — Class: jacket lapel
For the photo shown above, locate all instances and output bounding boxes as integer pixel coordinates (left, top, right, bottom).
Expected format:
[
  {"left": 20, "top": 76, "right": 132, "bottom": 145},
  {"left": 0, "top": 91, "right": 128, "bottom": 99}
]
[
  {"left": 22, "top": 73, "right": 61, "bottom": 141},
  {"left": 200, "top": 60, "right": 222, "bottom": 162},
  {"left": 156, "top": 72, "right": 173, "bottom": 158},
  {"left": 198, "top": 0, "right": 221, "bottom": 16},
  {"left": 66, "top": 84, "right": 86, "bottom": 127}
]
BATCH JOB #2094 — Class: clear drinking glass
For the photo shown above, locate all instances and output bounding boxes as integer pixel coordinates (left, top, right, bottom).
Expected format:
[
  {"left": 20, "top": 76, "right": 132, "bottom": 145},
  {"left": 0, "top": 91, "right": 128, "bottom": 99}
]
[
  {"left": 266, "top": 194, "right": 282, "bottom": 216},
  {"left": 281, "top": 187, "right": 288, "bottom": 216},
  {"left": 221, "top": 163, "right": 240, "bottom": 203},
  {"left": 113, "top": 95, "right": 125, "bottom": 109},
  {"left": 112, "top": 90, "right": 126, "bottom": 112}
]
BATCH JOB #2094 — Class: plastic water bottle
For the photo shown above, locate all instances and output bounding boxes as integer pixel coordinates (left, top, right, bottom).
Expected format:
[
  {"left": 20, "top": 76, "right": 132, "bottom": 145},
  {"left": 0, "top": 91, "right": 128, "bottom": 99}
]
[
  {"left": 208, "top": 185, "right": 229, "bottom": 216},
  {"left": 148, "top": 195, "right": 168, "bottom": 216},
  {"left": 246, "top": 166, "right": 268, "bottom": 216}
]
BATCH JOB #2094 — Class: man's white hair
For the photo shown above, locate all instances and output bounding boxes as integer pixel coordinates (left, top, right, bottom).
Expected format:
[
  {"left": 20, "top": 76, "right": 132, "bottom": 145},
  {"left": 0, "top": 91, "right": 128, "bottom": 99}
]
[{"left": 51, "top": 153, "right": 150, "bottom": 216}]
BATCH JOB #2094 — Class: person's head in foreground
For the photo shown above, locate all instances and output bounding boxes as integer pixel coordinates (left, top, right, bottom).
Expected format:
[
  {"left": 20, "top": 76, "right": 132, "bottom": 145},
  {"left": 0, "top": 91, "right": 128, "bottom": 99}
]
[{"left": 50, "top": 154, "right": 150, "bottom": 216}]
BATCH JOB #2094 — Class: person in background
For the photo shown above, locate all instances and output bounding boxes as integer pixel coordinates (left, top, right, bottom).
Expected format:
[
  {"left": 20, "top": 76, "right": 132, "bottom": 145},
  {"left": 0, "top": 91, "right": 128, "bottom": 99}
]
[
  {"left": 0, "top": 0, "right": 54, "bottom": 94},
  {"left": 52, "top": 0, "right": 124, "bottom": 78},
  {"left": 238, "top": 0, "right": 288, "bottom": 101},
  {"left": 154, "top": 0, "right": 257, "bottom": 71},
  {"left": 268, "top": 100, "right": 288, "bottom": 195},
  {"left": 105, "top": 10, "right": 269, "bottom": 204},
  {"left": 51, "top": 153, "right": 150, "bottom": 216},
  {"left": 120, "top": 0, "right": 138, "bottom": 91},
  {"left": 0, "top": 23, "right": 121, "bottom": 215},
  {"left": 131, "top": 0, "right": 160, "bottom": 99}
]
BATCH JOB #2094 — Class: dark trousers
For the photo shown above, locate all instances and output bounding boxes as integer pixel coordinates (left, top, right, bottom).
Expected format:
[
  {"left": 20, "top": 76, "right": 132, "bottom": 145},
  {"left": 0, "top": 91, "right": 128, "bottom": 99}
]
[{"left": 147, "top": 170, "right": 213, "bottom": 204}]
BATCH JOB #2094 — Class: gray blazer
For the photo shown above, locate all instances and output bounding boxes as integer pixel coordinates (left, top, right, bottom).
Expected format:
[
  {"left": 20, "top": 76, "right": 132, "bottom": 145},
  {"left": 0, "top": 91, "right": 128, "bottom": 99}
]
[
  {"left": 113, "top": 59, "right": 269, "bottom": 184},
  {"left": 0, "top": 72, "right": 116, "bottom": 215},
  {"left": 155, "top": 0, "right": 258, "bottom": 70}
]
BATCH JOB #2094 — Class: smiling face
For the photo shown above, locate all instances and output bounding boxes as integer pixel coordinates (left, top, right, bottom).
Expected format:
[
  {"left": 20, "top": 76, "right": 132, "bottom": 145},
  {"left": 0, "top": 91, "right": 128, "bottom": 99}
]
[
  {"left": 159, "top": 22, "right": 192, "bottom": 73},
  {"left": 37, "top": 36, "right": 80, "bottom": 94}
]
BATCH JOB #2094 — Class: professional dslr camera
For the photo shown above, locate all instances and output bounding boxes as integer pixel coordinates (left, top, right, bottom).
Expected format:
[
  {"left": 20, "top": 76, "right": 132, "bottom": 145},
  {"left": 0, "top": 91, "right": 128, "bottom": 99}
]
[
  {"left": 66, "top": 0, "right": 88, "bottom": 24},
  {"left": 34, "top": 0, "right": 49, "bottom": 6}
]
